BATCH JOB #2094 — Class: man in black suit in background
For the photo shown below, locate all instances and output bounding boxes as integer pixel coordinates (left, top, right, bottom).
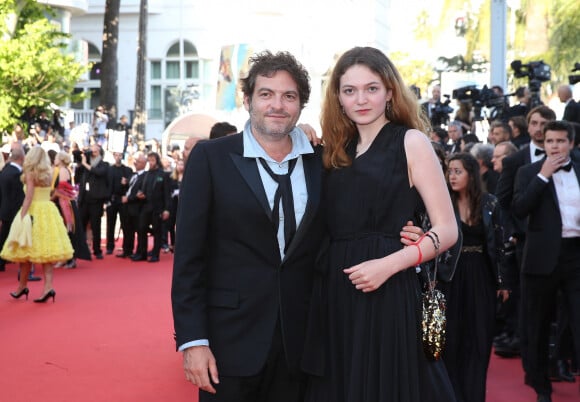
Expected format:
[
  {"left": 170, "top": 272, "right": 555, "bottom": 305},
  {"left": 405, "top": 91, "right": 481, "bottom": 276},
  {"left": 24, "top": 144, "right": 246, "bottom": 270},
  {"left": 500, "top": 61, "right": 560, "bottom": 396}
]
[
  {"left": 558, "top": 84, "right": 580, "bottom": 124},
  {"left": 0, "top": 145, "right": 26, "bottom": 272},
  {"left": 133, "top": 152, "right": 170, "bottom": 263},
  {"left": 171, "top": 51, "right": 324, "bottom": 402},
  {"left": 494, "top": 106, "right": 556, "bottom": 359},
  {"left": 106, "top": 152, "right": 132, "bottom": 254},
  {"left": 513, "top": 120, "right": 580, "bottom": 402},
  {"left": 118, "top": 152, "right": 147, "bottom": 259}
]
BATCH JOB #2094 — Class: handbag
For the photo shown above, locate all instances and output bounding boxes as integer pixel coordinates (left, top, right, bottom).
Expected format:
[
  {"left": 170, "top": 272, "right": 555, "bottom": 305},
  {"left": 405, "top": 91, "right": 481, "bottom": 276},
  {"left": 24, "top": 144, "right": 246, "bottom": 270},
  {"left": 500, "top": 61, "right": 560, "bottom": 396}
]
[{"left": 421, "top": 232, "right": 446, "bottom": 361}]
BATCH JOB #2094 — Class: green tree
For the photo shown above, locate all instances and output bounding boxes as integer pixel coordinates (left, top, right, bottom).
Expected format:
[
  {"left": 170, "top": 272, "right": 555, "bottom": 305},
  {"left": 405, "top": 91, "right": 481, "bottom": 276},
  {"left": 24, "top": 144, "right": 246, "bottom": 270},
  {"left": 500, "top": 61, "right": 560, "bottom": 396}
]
[
  {"left": 389, "top": 51, "right": 438, "bottom": 98},
  {"left": 545, "top": 0, "right": 580, "bottom": 82},
  {"left": 0, "top": 0, "right": 86, "bottom": 133}
]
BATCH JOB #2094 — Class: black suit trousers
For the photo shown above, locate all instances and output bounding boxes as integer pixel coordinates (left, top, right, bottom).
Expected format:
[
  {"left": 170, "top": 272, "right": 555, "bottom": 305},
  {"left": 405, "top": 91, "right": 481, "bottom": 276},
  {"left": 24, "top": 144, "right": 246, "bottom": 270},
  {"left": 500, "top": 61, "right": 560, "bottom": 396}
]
[
  {"left": 106, "top": 199, "right": 125, "bottom": 250},
  {"left": 520, "top": 238, "right": 580, "bottom": 395},
  {"left": 199, "top": 320, "right": 306, "bottom": 402},
  {"left": 81, "top": 201, "right": 104, "bottom": 255},
  {"left": 121, "top": 205, "right": 137, "bottom": 255},
  {"left": 137, "top": 207, "right": 162, "bottom": 258}
]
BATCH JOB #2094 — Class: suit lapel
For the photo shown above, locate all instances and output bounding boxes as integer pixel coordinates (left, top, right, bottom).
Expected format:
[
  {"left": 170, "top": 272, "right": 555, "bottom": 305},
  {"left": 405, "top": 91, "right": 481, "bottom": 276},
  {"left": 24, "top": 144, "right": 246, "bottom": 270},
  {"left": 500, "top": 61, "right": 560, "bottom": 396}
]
[
  {"left": 573, "top": 159, "right": 580, "bottom": 187},
  {"left": 229, "top": 152, "right": 272, "bottom": 220},
  {"left": 283, "top": 151, "right": 322, "bottom": 263}
]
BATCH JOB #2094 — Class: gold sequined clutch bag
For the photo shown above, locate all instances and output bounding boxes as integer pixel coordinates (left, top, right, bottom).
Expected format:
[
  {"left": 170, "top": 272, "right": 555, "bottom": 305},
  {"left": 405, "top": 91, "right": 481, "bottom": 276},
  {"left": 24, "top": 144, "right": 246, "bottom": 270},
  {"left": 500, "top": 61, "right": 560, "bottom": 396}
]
[
  {"left": 422, "top": 287, "right": 446, "bottom": 360},
  {"left": 421, "top": 232, "right": 446, "bottom": 361}
]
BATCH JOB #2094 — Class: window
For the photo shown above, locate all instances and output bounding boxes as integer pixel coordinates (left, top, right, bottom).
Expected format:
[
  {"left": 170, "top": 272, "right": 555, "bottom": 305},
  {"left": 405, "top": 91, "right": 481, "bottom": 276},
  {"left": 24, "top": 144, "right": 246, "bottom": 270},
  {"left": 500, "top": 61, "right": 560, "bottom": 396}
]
[
  {"left": 70, "top": 41, "right": 102, "bottom": 121},
  {"left": 149, "top": 39, "right": 203, "bottom": 126}
]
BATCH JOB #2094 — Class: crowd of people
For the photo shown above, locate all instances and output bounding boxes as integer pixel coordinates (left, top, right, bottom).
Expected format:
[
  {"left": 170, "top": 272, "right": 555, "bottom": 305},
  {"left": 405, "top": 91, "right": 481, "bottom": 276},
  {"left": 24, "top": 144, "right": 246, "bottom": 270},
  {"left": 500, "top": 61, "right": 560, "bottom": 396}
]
[{"left": 1, "top": 104, "right": 241, "bottom": 301}]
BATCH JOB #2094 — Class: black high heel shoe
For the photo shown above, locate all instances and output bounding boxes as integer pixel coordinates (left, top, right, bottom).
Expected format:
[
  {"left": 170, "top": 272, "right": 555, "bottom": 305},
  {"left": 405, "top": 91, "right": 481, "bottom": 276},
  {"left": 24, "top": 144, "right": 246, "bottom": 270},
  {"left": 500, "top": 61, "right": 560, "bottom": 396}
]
[
  {"left": 34, "top": 289, "right": 56, "bottom": 303},
  {"left": 10, "top": 288, "right": 29, "bottom": 300}
]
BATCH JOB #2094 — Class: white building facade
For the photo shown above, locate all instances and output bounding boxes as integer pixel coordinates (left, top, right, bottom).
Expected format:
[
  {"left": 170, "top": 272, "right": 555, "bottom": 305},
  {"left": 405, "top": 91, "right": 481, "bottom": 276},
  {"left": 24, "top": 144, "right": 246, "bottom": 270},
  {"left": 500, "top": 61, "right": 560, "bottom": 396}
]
[{"left": 62, "top": 0, "right": 394, "bottom": 142}]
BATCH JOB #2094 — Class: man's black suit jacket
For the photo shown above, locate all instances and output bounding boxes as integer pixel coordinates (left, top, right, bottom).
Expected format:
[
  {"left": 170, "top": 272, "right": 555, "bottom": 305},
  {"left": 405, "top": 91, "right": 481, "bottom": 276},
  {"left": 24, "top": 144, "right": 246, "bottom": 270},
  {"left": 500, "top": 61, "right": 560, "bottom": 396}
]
[
  {"left": 125, "top": 172, "right": 146, "bottom": 217},
  {"left": 171, "top": 133, "right": 324, "bottom": 377},
  {"left": 512, "top": 158, "right": 580, "bottom": 274},
  {"left": 496, "top": 145, "right": 532, "bottom": 211},
  {"left": 140, "top": 168, "right": 171, "bottom": 214},
  {"left": 0, "top": 164, "right": 25, "bottom": 222},
  {"left": 563, "top": 99, "right": 580, "bottom": 124}
]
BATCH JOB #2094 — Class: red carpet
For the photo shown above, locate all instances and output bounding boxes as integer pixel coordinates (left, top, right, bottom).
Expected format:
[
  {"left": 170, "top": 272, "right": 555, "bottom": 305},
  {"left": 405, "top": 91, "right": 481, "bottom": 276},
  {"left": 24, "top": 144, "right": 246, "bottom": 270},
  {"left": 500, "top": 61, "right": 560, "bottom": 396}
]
[{"left": 0, "top": 240, "right": 577, "bottom": 401}]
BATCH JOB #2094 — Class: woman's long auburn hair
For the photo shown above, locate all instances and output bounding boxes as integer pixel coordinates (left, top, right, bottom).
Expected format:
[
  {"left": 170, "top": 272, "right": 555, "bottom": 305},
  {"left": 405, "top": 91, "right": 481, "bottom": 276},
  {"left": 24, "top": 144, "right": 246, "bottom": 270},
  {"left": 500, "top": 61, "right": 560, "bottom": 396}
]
[{"left": 321, "top": 47, "right": 430, "bottom": 169}]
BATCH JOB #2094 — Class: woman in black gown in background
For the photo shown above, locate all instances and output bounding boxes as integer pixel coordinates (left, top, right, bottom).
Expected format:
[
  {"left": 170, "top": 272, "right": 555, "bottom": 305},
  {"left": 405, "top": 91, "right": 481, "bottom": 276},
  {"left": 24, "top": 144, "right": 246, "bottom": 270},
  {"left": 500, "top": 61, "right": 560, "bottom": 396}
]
[
  {"left": 444, "top": 153, "right": 509, "bottom": 402},
  {"left": 303, "top": 47, "right": 458, "bottom": 402}
]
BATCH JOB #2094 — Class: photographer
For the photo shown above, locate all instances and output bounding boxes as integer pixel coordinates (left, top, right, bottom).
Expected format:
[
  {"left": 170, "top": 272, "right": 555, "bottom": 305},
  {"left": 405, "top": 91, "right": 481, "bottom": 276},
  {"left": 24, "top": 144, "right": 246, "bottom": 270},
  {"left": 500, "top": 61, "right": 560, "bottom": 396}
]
[
  {"left": 78, "top": 144, "right": 111, "bottom": 260},
  {"left": 422, "top": 84, "right": 452, "bottom": 128},
  {"left": 505, "top": 86, "right": 531, "bottom": 120}
]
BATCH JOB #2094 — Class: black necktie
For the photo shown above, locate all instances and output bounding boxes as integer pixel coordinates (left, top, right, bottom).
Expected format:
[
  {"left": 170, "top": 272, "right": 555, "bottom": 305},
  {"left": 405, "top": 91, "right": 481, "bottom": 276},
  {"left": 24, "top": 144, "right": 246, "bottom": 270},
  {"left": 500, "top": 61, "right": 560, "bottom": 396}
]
[
  {"left": 259, "top": 158, "right": 298, "bottom": 252},
  {"left": 556, "top": 163, "right": 572, "bottom": 173},
  {"left": 535, "top": 148, "right": 546, "bottom": 156}
]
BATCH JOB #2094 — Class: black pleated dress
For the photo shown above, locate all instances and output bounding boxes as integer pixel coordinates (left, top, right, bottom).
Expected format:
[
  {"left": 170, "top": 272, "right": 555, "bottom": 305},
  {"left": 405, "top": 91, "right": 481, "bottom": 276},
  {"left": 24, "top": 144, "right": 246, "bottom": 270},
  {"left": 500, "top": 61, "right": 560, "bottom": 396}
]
[{"left": 304, "top": 123, "right": 456, "bottom": 402}]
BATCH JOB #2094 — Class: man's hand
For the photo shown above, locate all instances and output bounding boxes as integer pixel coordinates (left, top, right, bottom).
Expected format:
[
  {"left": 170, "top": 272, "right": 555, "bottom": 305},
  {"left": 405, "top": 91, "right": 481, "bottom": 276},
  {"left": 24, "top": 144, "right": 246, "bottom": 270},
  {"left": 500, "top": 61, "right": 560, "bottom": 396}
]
[
  {"left": 497, "top": 289, "right": 510, "bottom": 303},
  {"left": 400, "top": 220, "right": 424, "bottom": 246},
  {"left": 539, "top": 155, "right": 567, "bottom": 179},
  {"left": 183, "top": 346, "right": 219, "bottom": 394}
]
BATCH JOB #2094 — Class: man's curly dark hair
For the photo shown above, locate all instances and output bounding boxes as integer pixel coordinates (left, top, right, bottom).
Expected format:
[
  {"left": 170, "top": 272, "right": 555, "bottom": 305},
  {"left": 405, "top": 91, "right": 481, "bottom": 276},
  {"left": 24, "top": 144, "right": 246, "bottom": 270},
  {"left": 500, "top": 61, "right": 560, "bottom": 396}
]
[{"left": 240, "top": 50, "right": 311, "bottom": 109}]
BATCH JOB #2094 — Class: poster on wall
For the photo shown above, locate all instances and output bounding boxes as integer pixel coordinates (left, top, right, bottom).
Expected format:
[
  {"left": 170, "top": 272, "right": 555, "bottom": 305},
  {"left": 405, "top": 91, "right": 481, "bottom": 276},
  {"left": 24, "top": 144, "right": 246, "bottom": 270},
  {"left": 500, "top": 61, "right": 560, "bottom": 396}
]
[{"left": 216, "top": 44, "right": 252, "bottom": 111}]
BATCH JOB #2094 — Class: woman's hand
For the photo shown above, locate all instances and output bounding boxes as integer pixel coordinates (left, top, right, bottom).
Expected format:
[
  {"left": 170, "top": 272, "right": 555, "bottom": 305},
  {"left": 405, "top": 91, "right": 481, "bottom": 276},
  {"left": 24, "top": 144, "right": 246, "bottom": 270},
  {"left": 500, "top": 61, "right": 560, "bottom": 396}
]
[{"left": 344, "top": 258, "right": 395, "bottom": 292}]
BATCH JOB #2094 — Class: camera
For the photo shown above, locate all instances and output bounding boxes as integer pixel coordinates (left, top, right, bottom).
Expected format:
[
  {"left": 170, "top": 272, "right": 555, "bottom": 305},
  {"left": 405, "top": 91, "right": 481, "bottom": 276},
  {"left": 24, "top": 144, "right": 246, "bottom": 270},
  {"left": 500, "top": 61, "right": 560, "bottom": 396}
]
[
  {"left": 430, "top": 95, "right": 454, "bottom": 127},
  {"left": 452, "top": 85, "right": 504, "bottom": 121},
  {"left": 569, "top": 62, "right": 580, "bottom": 85},
  {"left": 511, "top": 60, "right": 551, "bottom": 83},
  {"left": 84, "top": 149, "right": 92, "bottom": 162},
  {"left": 511, "top": 60, "right": 551, "bottom": 100}
]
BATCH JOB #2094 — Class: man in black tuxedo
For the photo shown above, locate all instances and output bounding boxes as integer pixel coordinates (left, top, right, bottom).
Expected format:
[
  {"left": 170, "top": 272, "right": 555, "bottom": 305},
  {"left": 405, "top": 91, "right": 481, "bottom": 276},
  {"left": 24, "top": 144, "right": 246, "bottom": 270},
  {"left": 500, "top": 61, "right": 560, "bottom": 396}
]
[
  {"left": 558, "top": 84, "right": 580, "bottom": 124},
  {"left": 0, "top": 145, "right": 26, "bottom": 272},
  {"left": 494, "top": 106, "right": 556, "bottom": 359},
  {"left": 512, "top": 120, "right": 580, "bottom": 402},
  {"left": 171, "top": 51, "right": 324, "bottom": 402},
  {"left": 118, "top": 152, "right": 147, "bottom": 258},
  {"left": 133, "top": 152, "right": 170, "bottom": 263},
  {"left": 106, "top": 152, "right": 132, "bottom": 254}
]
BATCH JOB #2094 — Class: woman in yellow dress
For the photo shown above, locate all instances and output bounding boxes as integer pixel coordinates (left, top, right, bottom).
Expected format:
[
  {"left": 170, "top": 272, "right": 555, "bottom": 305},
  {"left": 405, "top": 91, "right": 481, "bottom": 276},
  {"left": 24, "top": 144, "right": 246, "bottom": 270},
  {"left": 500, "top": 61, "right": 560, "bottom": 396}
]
[{"left": 2, "top": 146, "right": 74, "bottom": 303}]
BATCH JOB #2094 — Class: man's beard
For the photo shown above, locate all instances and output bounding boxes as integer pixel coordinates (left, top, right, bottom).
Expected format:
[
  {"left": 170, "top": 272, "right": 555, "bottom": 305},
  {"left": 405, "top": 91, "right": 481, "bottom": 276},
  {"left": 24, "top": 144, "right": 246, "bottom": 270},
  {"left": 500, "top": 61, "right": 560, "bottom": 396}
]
[{"left": 249, "top": 106, "right": 296, "bottom": 140}]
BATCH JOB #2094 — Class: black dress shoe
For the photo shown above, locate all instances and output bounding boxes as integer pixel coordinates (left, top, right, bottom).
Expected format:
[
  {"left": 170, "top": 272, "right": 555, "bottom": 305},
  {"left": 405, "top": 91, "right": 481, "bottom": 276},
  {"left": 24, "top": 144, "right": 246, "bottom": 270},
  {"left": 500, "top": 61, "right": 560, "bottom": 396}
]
[
  {"left": 116, "top": 253, "right": 130, "bottom": 258},
  {"left": 494, "top": 336, "right": 520, "bottom": 357},
  {"left": 550, "top": 360, "right": 576, "bottom": 382},
  {"left": 536, "top": 394, "right": 552, "bottom": 402},
  {"left": 131, "top": 254, "right": 147, "bottom": 262},
  {"left": 94, "top": 253, "right": 104, "bottom": 260},
  {"left": 148, "top": 256, "right": 160, "bottom": 263},
  {"left": 106, "top": 249, "right": 114, "bottom": 255}
]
